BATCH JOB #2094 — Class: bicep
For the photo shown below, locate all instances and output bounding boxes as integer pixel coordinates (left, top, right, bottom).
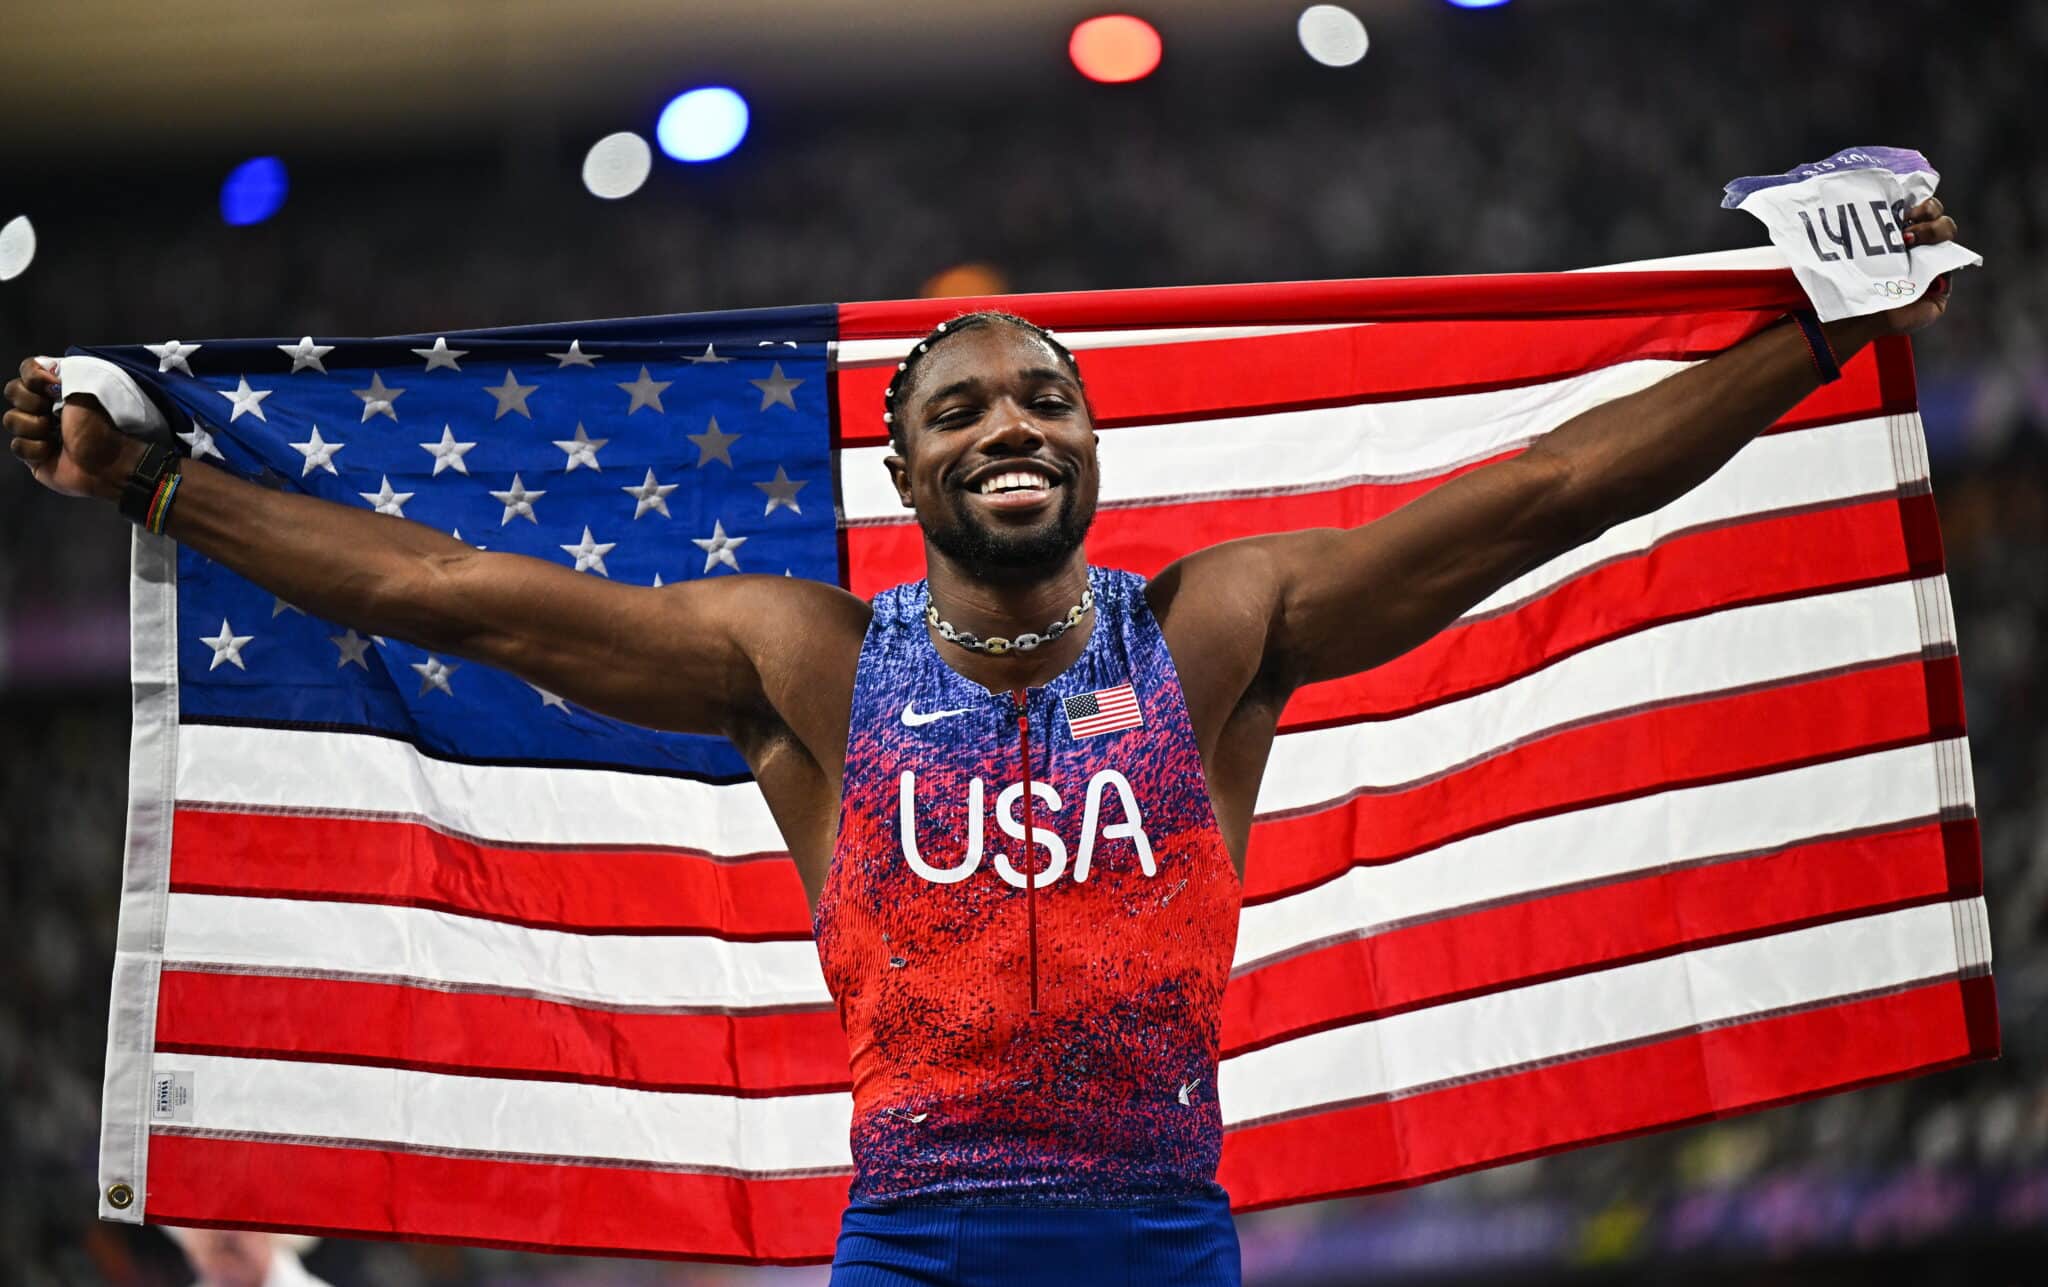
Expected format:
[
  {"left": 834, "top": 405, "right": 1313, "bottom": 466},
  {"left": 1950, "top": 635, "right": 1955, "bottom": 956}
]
[
  {"left": 430, "top": 552, "right": 857, "bottom": 737},
  {"left": 1265, "top": 449, "right": 1583, "bottom": 687}
]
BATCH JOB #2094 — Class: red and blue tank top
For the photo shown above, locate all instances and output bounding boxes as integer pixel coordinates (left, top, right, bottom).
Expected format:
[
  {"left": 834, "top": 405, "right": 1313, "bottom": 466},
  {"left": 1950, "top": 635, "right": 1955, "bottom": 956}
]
[{"left": 814, "top": 565, "right": 1242, "bottom": 1206}]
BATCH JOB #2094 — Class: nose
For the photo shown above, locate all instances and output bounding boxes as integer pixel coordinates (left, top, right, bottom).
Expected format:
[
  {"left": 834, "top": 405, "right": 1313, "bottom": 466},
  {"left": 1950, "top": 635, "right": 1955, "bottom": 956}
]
[{"left": 975, "top": 397, "right": 1047, "bottom": 453}]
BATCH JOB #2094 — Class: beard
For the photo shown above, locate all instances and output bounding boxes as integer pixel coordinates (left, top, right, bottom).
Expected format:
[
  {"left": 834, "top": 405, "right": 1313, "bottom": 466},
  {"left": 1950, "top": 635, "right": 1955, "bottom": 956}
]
[{"left": 923, "top": 482, "right": 1095, "bottom": 575}]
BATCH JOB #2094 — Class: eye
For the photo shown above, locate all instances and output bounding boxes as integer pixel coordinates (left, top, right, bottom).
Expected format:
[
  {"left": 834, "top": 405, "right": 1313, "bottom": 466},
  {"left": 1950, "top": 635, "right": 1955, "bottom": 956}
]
[{"left": 1034, "top": 396, "right": 1072, "bottom": 413}]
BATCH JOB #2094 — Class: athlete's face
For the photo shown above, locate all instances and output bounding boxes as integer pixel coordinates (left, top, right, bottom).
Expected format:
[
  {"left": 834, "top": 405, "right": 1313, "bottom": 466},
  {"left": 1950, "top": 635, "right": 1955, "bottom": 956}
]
[{"left": 885, "top": 325, "right": 1100, "bottom": 574}]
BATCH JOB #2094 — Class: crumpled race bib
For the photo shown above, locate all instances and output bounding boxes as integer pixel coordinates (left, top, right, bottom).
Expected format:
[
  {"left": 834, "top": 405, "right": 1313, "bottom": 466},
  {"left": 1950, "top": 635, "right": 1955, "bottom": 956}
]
[{"left": 1722, "top": 146, "right": 1981, "bottom": 322}]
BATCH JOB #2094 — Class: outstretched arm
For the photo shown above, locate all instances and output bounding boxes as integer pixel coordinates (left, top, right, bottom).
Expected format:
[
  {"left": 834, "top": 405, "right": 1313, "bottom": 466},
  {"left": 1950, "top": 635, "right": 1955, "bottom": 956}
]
[
  {"left": 1198, "top": 199, "right": 1960, "bottom": 693},
  {"left": 2, "top": 379, "right": 866, "bottom": 738}
]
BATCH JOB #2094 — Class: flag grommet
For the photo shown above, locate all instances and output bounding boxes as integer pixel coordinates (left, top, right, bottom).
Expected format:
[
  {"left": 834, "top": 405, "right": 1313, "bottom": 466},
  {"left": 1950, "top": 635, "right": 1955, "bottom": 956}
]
[{"left": 106, "top": 1183, "right": 134, "bottom": 1210}]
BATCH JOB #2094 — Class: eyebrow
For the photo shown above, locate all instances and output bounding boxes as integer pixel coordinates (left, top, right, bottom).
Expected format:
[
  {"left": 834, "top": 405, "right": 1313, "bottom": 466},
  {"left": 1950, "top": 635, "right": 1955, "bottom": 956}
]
[{"left": 920, "top": 366, "right": 1076, "bottom": 411}]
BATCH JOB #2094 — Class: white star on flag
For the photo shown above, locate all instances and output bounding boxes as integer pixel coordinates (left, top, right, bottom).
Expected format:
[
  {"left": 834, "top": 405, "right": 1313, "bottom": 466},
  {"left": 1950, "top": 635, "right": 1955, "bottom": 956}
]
[
  {"left": 547, "top": 340, "right": 600, "bottom": 368},
  {"left": 289, "top": 427, "right": 345, "bottom": 476},
  {"left": 560, "top": 526, "right": 617, "bottom": 576},
  {"left": 413, "top": 337, "right": 468, "bottom": 371},
  {"left": 687, "top": 416, "right": 740, "bottom": 467},
  {"left": 199, "top": 619, "right": 253, "bottom": 671},
  {"left": 617, "top": 366, "right": 672, "bottom": 415},
  {"left": 553, "top": 424, "right": 608, "bottom": 472},
  {"left": 277, "top": 336, "right": 333, "bottom": 373},
  {"left": 420, "top": 425, "right": 478, "bottom": 475},
  {"left": 218, "top": 376, "right": 271, "bottom": 422},
  {"left": 360, "top": 475, "right": 415, "bottom": 517},
  {"left": 490, "top": 474, "right": 545, "bottom": 524},
  {"left": 271, "top": 595, "right": 304, "bottom": 618},
  {"left": 484, "top": 370, "right": 538, "bottom": 419},
  {"left": 177, "top": 423, "right": 226, "bottom": 462},
  {"left": 331, "top": 629, "right": 372, "bottom": 670},
  {"left": 693, "top": 519, "right": 746, "bottom": 573},
  {"left": 529, "top": 682, "right": 571, "bottom": 711},
  {"left": 623, "top": 469, "right": 679, "bottom": 519},
  {"left": 353, "top": 372, "right": 405, "bottom": 422},
  {"left": 411, "top": 655, "right": 460, "bottom": 696},
  {"left": 750, "top": 363, "right": 803, "bottom": 412},
  {"left": 753, "top": 465, "right": 808, "bottom": 516},
  {"left": 145, "top": 340, "right": 201, "bottom": 376},
  {"left": 684, "top": 343, "right": 731, "bottom": 364}
]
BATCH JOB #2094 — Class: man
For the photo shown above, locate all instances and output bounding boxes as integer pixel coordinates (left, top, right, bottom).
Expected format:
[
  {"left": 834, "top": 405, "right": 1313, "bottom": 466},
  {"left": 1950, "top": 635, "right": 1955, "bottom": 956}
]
[{"left": 3, "top": 197, "right": 1959, "bottom": 1285}]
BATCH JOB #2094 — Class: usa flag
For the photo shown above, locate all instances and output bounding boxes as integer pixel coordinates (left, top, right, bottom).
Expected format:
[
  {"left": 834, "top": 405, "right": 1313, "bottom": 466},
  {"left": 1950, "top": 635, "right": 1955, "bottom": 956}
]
[
  {"left": 90, "top": 255, "right": 1995, "bottom": 1264},
  {"left": 1064, "top": 683, "right": 1144, "bottom": 738}
]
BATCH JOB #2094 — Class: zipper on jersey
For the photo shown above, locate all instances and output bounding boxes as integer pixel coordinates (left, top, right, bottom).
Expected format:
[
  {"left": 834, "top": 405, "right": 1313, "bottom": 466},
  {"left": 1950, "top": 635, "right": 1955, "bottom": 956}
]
[{"left": 1011, "top": 687, "right": 1041, "bottom": 1015}]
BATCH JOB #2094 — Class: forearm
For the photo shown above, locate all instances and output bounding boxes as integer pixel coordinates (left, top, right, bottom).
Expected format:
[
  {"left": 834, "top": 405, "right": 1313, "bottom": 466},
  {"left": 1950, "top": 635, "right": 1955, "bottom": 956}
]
[
  {"left": 1531, "top": 313, "right": 1890, "bottom": 538},
  {"left": 95, "top": 434, "right": 472, "bottom": 647}
]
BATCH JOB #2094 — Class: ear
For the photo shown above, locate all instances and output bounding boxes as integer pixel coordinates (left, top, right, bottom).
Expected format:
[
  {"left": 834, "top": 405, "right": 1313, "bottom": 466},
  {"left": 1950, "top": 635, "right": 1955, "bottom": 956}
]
[{"left": 883, "top": 451, "right": 914, "bottom": 508}]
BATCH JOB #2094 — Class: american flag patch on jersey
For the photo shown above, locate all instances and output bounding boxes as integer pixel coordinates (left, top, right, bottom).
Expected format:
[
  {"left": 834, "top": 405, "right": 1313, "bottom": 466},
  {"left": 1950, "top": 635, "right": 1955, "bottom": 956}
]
[{"left": 1063, "top": 683, "right": 1143, "bottom": 739}]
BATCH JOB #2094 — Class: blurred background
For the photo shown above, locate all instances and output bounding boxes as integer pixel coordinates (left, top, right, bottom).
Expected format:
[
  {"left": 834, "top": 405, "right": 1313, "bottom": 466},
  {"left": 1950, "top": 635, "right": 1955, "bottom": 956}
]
[{"left": 2, "top": 0, "right": 2044, "bottom": 1282}]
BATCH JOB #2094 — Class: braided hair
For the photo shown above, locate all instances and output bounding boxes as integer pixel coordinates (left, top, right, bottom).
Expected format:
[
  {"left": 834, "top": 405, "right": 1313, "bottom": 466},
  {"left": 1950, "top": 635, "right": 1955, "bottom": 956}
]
[{"left": 881, "top": 310, "right": 1087, "bottom": 455}]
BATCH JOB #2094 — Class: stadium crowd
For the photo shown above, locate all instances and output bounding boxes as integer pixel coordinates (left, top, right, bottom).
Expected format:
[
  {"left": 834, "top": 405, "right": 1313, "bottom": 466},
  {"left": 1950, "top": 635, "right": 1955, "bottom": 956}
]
[{"left": 2, "top": 0, "right": 2042, "bottom": 1281}]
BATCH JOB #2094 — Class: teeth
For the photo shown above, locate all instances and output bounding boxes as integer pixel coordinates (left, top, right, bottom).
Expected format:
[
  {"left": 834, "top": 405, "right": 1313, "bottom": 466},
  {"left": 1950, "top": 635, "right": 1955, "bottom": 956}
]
[{"left": 978, "top": 470, "right": 1053, "bottom": 495}]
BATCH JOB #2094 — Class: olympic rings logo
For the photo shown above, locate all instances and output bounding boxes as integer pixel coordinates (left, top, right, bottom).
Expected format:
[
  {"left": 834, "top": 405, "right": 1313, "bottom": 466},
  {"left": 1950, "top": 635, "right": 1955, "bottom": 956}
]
[{"left": 1872, "top": 279, "right": 1918, "bottom": 298}]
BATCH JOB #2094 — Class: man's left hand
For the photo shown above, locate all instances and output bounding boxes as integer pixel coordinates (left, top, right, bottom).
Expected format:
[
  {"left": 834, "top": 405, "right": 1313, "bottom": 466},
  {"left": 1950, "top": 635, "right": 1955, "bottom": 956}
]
[{"left": 1880, "top": 197, "right": 1961, "bottom": 334}]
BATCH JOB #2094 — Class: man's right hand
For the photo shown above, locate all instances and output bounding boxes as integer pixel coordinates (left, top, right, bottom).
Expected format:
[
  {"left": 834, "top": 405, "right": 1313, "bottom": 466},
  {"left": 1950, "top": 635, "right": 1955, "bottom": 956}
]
[{"left": 5, "top": 358, "right": 134, "bottom": 501}]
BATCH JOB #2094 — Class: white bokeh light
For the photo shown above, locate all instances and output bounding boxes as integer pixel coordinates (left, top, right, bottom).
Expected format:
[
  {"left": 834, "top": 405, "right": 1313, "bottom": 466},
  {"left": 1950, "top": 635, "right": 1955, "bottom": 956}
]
[
  {"left": 581, "top": 132, "right": 654, "bottom": 200},
  {"left": 0, "top": 215, "right": 35, "bottom": 281},
  {"left": 1298, "top": 4, "right": 1370, "bottom": 67}
]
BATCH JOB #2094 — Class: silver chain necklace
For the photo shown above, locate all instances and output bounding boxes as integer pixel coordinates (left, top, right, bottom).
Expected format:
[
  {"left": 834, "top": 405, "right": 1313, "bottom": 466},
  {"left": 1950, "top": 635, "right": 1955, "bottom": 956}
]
[{"left": 927, "top": 587, "right": 1094, "bottom": 656}]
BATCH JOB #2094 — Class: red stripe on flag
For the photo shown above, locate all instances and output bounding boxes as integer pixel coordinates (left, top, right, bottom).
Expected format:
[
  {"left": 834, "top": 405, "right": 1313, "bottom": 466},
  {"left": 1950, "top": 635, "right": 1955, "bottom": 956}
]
[
  {"left": 1224, "top": 820, "right": 1967, "bottom": 1057},
  {"left": 169, "top": 809, "right": 813, "bottom": 939},
  {"left": 145, "top": 1131, "right": 848, "bottom": 1265},
  {"left": 154, "top": 970, "right": 850, "bottom": 1096},
  {"left": 1218, "top": 974, "right": 1997, "bottom": 1212},
  {"left": 835, "top": 269, "right": 1809, "bottom": 339},
  {"left": 1245, "top": 656, "right": 1964, "bottom": 903},
  {"left": 1287, "top": 493, "right": 1934, "bottom": 730}
]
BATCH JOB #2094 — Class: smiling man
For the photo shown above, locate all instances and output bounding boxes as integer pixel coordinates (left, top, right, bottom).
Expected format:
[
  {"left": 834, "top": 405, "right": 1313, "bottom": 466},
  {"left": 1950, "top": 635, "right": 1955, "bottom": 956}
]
[{"left": 2, "top": 198, "right": 1961, "bottom": 1286}]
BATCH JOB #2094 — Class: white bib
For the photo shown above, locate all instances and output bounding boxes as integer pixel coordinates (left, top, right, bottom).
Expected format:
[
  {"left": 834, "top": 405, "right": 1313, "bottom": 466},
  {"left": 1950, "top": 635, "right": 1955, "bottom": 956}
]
[{"left": 1722, "top": 146, "right": 1979, "bottom": 322}]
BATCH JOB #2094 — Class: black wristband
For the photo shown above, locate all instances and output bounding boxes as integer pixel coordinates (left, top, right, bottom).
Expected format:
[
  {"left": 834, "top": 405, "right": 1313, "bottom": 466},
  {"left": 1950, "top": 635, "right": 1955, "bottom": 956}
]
[
  {"left": 1789, "top": 308, "right": 1842, "bottom": 385},
  {"left": 118, "top": 442, "right": 178, "bottom": 525}
]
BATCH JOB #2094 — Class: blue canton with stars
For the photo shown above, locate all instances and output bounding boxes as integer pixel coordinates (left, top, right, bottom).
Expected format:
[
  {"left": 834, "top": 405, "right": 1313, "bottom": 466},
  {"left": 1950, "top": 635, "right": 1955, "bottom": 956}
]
[{"left": 74, "top": 304, "right": 837, "bottom": 781}]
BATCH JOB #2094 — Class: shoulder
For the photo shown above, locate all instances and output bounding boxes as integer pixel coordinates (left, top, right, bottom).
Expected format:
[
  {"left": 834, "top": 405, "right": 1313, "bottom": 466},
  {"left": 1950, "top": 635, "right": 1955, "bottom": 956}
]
[{"left": 1142, "top": 539, "right": 1287, "bottom": 647}]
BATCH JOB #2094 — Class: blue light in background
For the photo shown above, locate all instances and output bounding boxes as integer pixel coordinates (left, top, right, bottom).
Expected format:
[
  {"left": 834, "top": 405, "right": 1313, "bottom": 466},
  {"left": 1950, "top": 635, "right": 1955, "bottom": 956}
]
[
  {"left": 1444, "top": 0, "right": 1511, "bottom": 8},
  {"left": 220, "top": 157, "right": 289, "bottom": 226},
  {"left": 656, "top": 87, "right": 750, "bottom": 163}
]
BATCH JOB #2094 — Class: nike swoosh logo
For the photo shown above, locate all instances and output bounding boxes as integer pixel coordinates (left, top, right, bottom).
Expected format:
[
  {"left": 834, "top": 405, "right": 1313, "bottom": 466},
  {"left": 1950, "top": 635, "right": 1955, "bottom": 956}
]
[{"left": 901, "top": 701, "right": 971, "bottom": 728}]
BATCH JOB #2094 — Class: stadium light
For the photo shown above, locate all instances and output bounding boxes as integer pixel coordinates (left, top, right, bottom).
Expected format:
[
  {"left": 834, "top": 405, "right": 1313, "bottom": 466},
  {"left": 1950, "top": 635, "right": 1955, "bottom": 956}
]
[
  {"left": 220, "top": 157, "right": 289, "bottom": 227},
  {"left": 1069, "top": 15, "right": 1163, "bottom": 84},
  {"left": 1298, "top": 5, "right": 1369, "bottom": 67},
  {"left": 656, "top": 88, "right": 750, "bottom": 163},
  {"left": 0, "top": 215, "right": 33, "bottom": 281},
  {"left": 583, "top": 132, "right": 654, "bottom": 199}
]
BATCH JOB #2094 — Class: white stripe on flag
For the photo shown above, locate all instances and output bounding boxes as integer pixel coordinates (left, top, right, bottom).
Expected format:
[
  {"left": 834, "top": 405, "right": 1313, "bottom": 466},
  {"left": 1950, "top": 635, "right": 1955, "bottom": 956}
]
[
  {"left": 152, "top": 1052, "right": 853, "bottom": 1175},
  {"left": 836, "top": 322, "right": 1355, "bottom": 365},
  {"left": 1235, "top": 739, "right": 1964, "bottom": 970},
  {"left": 177, "top": 722, "right": 784, "bottom": 857},
  {"left": 163, "top": 894, "right": 831, "bottom": 1012},
  {"left": 1217, "top": 898, "right": 1982, "bottom": 1128},
  {"left": 1255, "top": 578, "right": 1944, "bottom": 816}
]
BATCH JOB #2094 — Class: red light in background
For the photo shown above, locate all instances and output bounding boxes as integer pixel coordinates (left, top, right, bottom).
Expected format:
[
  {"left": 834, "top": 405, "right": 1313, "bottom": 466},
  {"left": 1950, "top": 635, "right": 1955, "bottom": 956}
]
[{"left": 1069, "top": 15, "right": 1163, "bottom": 84}]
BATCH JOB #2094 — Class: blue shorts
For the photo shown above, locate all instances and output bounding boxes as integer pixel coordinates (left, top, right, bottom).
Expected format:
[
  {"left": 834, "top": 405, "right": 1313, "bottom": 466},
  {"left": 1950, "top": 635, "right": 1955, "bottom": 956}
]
[{"left": 828, "top": 1194, "right": 1241, "bottom": 1286}]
